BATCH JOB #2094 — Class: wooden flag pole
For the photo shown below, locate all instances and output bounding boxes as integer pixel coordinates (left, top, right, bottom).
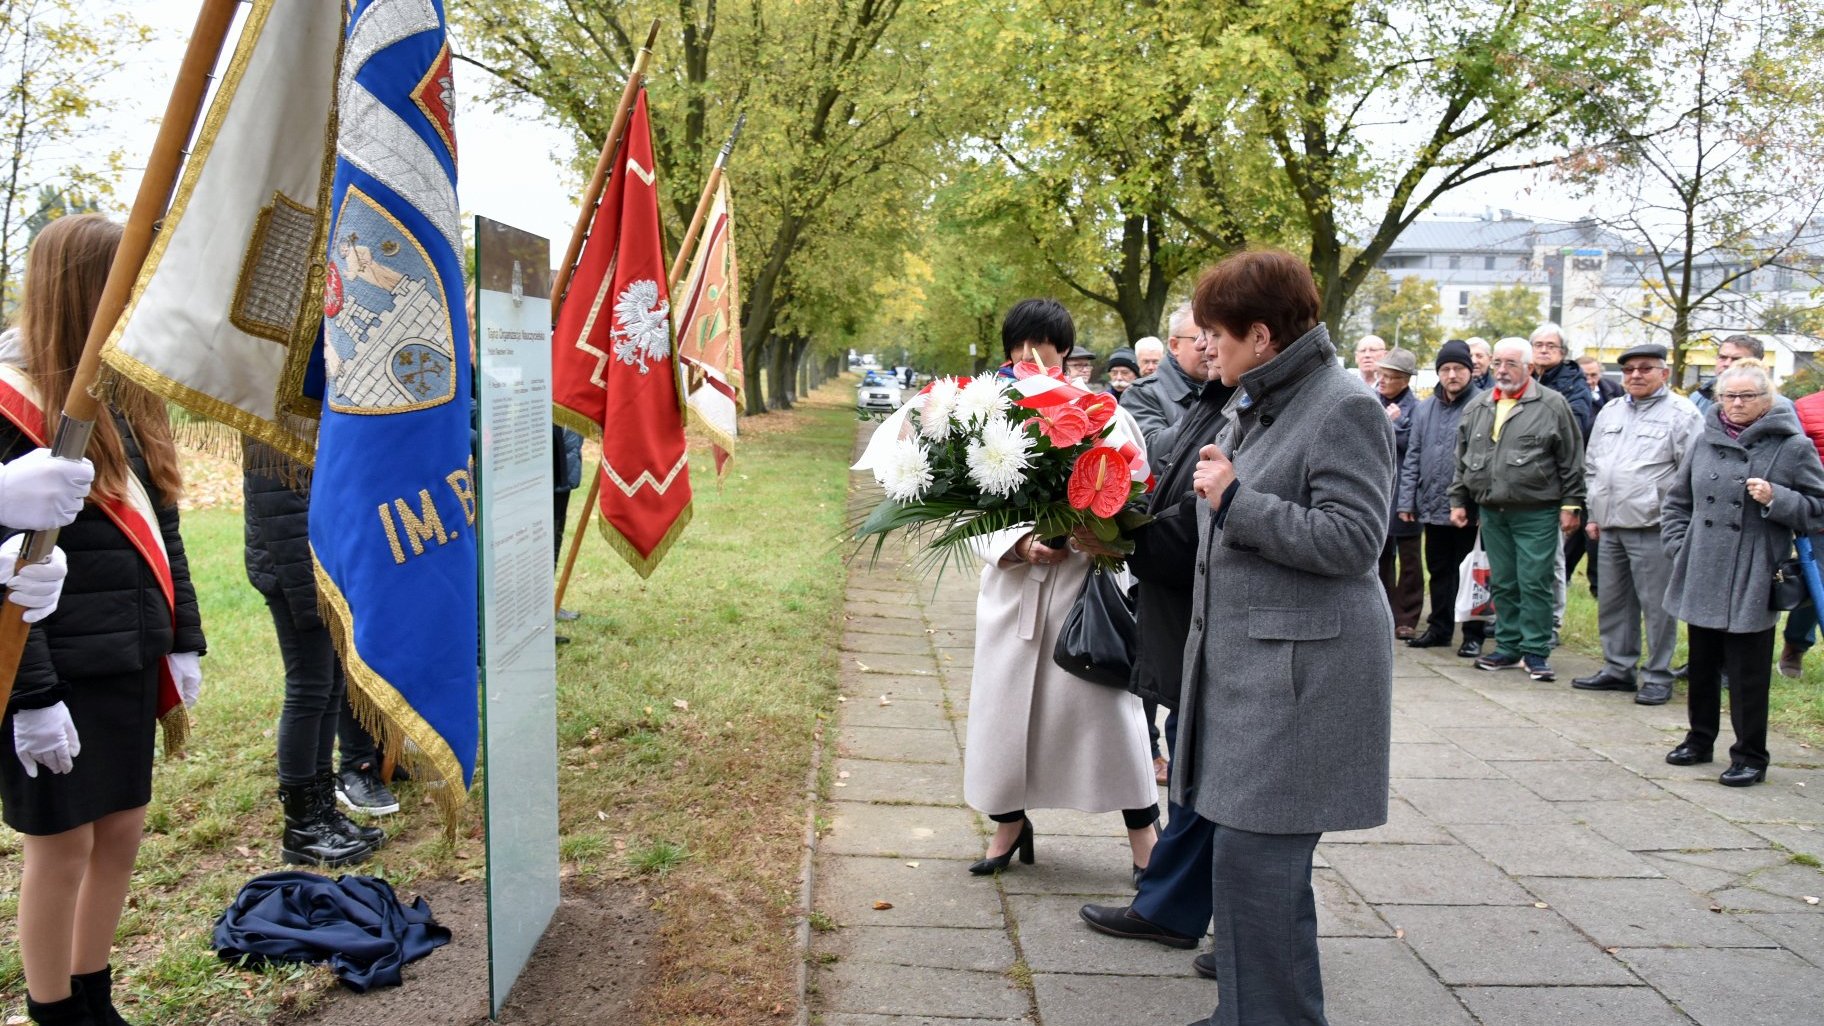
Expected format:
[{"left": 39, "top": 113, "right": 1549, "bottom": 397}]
[
  {"left": 553, "top": 115, "right": 745, "bottom": 616},
  {"left": 0, "top": 0, "right": 239, "bottom": 703},
  {"left": 550, "top": 18, "right": 660, "bottom": 323}
]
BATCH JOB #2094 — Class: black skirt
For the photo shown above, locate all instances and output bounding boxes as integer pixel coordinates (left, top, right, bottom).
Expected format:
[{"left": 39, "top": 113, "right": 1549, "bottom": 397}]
[{"left": 2, "top": 666, "right": 158, "bottom": 835}]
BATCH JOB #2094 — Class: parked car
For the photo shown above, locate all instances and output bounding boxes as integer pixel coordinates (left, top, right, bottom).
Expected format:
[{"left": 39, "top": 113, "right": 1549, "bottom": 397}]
[{"left": 857, "top": 371, "right": 903, "bottom": 412}]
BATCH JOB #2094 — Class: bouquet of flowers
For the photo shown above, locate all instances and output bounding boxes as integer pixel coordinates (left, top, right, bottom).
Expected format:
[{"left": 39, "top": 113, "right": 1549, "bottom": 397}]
[{"left": 851, "top": 361, "right": 1153, "bottom": 570}]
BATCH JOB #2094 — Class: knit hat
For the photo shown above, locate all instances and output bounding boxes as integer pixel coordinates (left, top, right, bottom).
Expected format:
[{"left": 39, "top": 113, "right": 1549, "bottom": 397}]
[
  {"left": 1106, "top": 347, "right": 1140, "bottom": 374},
  {"left": 1434, "top": 339, "right": 1474, "bottom": 372}
]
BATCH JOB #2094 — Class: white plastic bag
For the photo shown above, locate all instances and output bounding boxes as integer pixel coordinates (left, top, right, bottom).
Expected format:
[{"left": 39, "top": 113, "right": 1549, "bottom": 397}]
[{"left": 1455, "top": 534, "right": 1495, "bottom": 622}]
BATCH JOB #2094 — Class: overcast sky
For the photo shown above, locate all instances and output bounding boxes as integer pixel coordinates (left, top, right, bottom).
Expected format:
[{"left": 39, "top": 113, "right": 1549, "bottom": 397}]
[{"left": 98, "top": 3, "right": 1588, "bottom": 250}]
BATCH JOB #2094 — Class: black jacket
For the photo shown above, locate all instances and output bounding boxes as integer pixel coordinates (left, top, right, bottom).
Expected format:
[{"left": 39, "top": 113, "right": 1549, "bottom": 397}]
[
  {"left": 1124, "top": 378, "right": 1238, "bottom": 709},
  {"left": 242, "top": 439, "right": 320, "bottom": 632},
  {"left": 1384, "top": 386, "right": 1421, "bottom": 538},
  {"left": 1536, "top": 359, "right": 1595, "bottom": 441},
  {"left": 4, "top": 413, "right": 204, "bottom": 710}
]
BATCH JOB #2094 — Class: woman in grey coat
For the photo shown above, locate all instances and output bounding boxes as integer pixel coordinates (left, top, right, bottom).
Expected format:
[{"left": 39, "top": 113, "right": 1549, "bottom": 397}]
[
  {"left": 1661, "top": 360, "right": 1824, "bottom": 786},
  {"left": 1181, "top": 251, "right": 1395, "bottom": 1026}
]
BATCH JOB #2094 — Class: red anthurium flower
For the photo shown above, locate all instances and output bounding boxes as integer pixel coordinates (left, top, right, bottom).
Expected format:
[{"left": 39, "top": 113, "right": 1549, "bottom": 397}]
[
  {"left": 1075, "top": 394, "right": 1115, "bottom": 433},
  {"left": 1011, "top": 360, "right": 1064, "bottom": 381},
  {"left": 1068, "top": 446, "right": 1133, "bottom": 518},
  {"left": 1037, "top": 404, "right": 1093, "bottom": 448}
]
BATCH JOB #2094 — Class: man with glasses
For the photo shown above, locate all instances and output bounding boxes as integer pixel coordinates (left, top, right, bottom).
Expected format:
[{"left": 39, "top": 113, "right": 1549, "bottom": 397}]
[
  {"left": 1352, "top": 334, "right": 1387, "bottom": 390},
  {"left": 1451, "top": 337, "right": 1586, "bottom": 682},
  {"left": 1134, "top": 336, "right": 1165, "bottom": 378},
  {"left": 1574, "top": 345, "right": 1703, "bottom": 705},
  {"left": 1121, "top": 303, "right": 1208, "bottom": 446}
]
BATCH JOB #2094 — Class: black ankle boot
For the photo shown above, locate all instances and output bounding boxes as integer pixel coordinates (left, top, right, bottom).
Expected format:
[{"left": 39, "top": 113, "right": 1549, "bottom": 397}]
[
  {"left": 316, "top": 772, "right": 385, "bottom": 847},
  {"left": 71, "top": 967, "right": 129, "bottom": 1026},
  {"left": 280, "top": 781, "right": 378, "bottom": 868},
  {"left": 28, "top": 981, "right": 96, "bottom": 1026}
]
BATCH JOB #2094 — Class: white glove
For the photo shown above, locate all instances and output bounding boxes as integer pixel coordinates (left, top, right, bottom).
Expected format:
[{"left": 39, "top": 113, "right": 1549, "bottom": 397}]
[
  {"left": 12, "top": 701, "right": 81, "bottom": 778},
  {"left": 0, "top": 449, "right": 94, "bottom": 530},
  {"left": 0, "top": 536, "right": 67, "bottom": 623},
  {"left": 167, "top": 651, "right": 202, "bottom": 708}
]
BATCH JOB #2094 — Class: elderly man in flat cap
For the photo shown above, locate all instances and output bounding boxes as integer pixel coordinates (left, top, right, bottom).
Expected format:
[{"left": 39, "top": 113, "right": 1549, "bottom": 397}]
[{"left": 1575, "top": 344, "right": 1704, "bottom": 705}]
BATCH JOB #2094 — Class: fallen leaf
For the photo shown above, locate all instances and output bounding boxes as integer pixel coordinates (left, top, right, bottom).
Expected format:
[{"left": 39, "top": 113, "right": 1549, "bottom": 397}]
[
  {"left": 234, "top": 845, "right": 255, "bottom": 858},
  {"left": 772, "top": 1003, "right": 786, "bottom": 1015},
  {"left": 1393, "top": 928, "right": 1404, "bottom": 939},
  {"left": 856, "top": 660, "right": 873, "bottom": 672},
  {"left": 673, "top": 699, "right": 690, "bottom": 711},
  {"left": 834, "top": 782, "right": 846, "bottom": 788},
  {"left": 879, "top": 695, "right": 892, "bottom": 706},
  {"left": 1533, "top": 902, "right": 1549, "bottom": 909},
  {"left": 1805, "top": 896, "right": 1820, "bottom": 905},
  {"left": 597, "top": 810, "right": 608, "bottom": 821},
  {"left": 905, "top": 861, "right": 920, "bottom": 869},
  {"left": 837, "top": 696, "right": 848, "bottom": 703},
  {"left": 1709, "top": 905, "right": 1724, "bottom": 913},
  {"left": 1604, "top": 947, "right": 1619, "bottom": 954},
  {"left": 10, "top": 1014, "right": 31, "bottom": 1025},
  {"left": 872, "top": 900, "right": 894, "bottom": 910}
]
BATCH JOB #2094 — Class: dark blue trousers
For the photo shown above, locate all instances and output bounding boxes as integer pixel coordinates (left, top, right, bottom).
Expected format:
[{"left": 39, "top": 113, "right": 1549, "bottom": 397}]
[{"left": 1130, "top": 708, "right": 1217, "bottom": 937}]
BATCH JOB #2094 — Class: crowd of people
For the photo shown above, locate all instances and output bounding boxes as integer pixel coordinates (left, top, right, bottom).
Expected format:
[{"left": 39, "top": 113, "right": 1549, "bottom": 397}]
[{"left": 957, "top": 251, "right": 1824, "bottom": 1026}]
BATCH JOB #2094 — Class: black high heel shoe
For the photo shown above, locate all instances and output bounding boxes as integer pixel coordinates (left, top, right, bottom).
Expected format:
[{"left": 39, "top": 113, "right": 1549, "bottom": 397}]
[{"left": 969, "top": 818, "right": 1035, "bottom": 875}]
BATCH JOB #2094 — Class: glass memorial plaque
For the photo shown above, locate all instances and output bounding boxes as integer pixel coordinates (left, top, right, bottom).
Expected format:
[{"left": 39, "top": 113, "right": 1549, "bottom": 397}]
[{"left": 475, "top": 216, "right": 560, "bottom": 1016}]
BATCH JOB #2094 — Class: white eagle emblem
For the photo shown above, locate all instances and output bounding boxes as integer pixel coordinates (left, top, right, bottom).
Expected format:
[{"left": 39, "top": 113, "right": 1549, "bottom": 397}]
[{"left": 610, "top": 279, "right": 671, "bottom": 374}]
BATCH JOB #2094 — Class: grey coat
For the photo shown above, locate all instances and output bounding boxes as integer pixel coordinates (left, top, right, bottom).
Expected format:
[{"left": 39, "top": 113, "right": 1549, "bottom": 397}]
[
  {"left": 1661, "top": 403, "right": 1824, "bottom": 633},
  {"left": 1397, "top": 383, "right": 1482, "bottom": 525},
  {"left": 1119, "top": 354, "right": 1198, "bottom": 446},
  {"left": 1175, "top": 324, "right": 1395, "bottom": 836}
]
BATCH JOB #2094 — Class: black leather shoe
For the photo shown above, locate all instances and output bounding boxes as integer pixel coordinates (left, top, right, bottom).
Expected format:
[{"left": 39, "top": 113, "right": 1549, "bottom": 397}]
[
  {"left": 1079, "top": 903, "right": 1199, "bottom": 949},
  {"left": 1665, "top": 744, "right": 1713, "bottom": 766},
  {"left": 1192, "top": 951, "right": 1218, "bottom": 979},
  {"left": 1635, "top": 681, "right": 1672, "bottom": 706},
  {"left": 1720, "top": 762, "right": 1766, "bottom": 787},
  {"left": 1671, "top": 662, "right": 1688, "bottom": 680},
  {"left": 969, "top": 818, "right": 1034, "bottom": 875},
  {"left": 1572, "top": 672, "right": 1637, "bottom": 692},
  {"left": 1456, "top": 638, "right": 1483, "bottom": 658},
  {"left": 1406, "top": 629, "right": 1450, "bottom": 649}
]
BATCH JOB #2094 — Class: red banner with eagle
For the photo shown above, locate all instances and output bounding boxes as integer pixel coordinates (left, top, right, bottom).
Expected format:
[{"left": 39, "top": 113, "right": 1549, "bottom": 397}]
[{"left": 551, "top": 89, "right": 692, "bottom": 578}]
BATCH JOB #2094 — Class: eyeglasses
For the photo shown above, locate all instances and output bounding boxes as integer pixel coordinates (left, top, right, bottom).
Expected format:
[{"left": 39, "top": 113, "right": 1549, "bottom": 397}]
[
  {"left": 1719, "top": 391, "right": 1769, "bottom": 403},
  {"left": 1531, "top": 341, "right": 1563, "bottom": 351},
  {"left": 1169, "top": 335, "right": 1197, "bottom": 343},
  {"left": 1620, "top": 365, "right": 1666, "bottom": 375}
]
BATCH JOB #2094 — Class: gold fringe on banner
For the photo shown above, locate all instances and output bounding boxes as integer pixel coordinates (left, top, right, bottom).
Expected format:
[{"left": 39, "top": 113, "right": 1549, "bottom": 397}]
[
  {"left": 594, "top": 502, "right": 691, "bottom": 580},
  {"left": 159, "top": 704, "right": 188, "bottom": 760}
]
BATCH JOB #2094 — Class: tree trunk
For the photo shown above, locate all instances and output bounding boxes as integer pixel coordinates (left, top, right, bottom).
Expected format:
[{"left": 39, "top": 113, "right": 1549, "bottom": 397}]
[
  {"left": 768, "top": 333, "right": 795, "bottom": 410},
  {"left": 743, "top": 334, "right": 771, "bottom": 415}
]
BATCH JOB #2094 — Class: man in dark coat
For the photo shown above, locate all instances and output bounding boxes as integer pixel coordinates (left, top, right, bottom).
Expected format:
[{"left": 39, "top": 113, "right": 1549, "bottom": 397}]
[
  {"left": 1532, "top": 323, "right": 1597, "bottom": 613},
  {"left": 1399, "top": 340, "right": 1486, "bottom": 655},
  {"left": 1120, "top": 303, "right": 1206, "bottom": 446},
  {"left": 1377, "top": 347, "right": 1423, "bottom": 636}
]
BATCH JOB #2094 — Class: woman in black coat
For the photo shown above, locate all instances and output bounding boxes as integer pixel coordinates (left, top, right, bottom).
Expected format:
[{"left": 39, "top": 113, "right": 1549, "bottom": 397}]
[{"left": 0, "top": 215, "right": 204, "bottom": 1026}]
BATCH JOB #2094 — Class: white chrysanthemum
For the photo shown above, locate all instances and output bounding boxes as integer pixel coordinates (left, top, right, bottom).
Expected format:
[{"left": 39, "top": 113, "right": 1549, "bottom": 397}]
[
  {"left": 918, "top": 377, "right": 962, "bottom": 440},
  {"left": 966, "top": 415, "right": 1035, "bottom": 497},
  {"left": 952, "top": 376, "right": 1011, "bottom": 427},
  {"left": 877, "top": 438, "right": 935, "bottom": 502}
]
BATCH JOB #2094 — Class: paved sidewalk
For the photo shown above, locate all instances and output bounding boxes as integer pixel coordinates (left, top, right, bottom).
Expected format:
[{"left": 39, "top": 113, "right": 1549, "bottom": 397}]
[{"left": 818, "top": 439, "right": 1824, "bottom": 1026}]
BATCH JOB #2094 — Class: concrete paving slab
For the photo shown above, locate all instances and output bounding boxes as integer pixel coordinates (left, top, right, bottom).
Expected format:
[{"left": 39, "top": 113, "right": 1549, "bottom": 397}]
[
  {"left": 1617, "top": 946, "right": 1824, "bottom": 1026},
  {"left": 1742, "top": 822, "right": 1824, "bottom": 861},
  {"left": 1436, "top": 725, "right": 1607, "bottom": 762},
  {"left": 823, "top": 801, "right": 984, "bottom": 860},
  {"left": 1398, "top": 696, "right": 1538, "bottom": 731},
  {"left": 1388, "top": 713, "right": 1451, "bottom": 743},
  {"left": 1317, "top": 937, "right": 1475, "bottom": 1026},
  {"left": 840, "top": 699, "right": 953, "bottom": 732},
  {"left": 1588, "top": 738, "right": 1726, "bottom": 779},
  {"left": 844, "top": 631, "right": 937, "bottom": 656},
  {"left": 1448, "top": 823, "right": 1660, "bottom": 878},
  {"left": 847, "top": 651, "right": 944, "bottom": 676},
  {"left": 1323, "top": 798, "right": 1456, "bottom": 845},
  {"left": 1531, "top": 714, "right": 1680, "bottom": 747},
  {"left": 1564, "top": 798, "right": 1769, "bottom": 852},
  {"left": 1640, "top": 848, "right": 1791, "bottom": 894},
  {"left": 1656, "top": 778, "right": 1824, "bottom": 825},
  {"left": 1313, "top": 868, "right": 1393, "bottom": 937},
  {"left": 1392, "top": 905, "right": 1637, "bottom": 985},
  {"left": 1029, "top": 973, "right": 1212, "bottom": 1026},
  {"left": 1394, "top": 777, "right": 1569, "bottom": 825},
  {"left": 833, "top": 758, "right": 965, "bottom": 804},
  {"left": 816, "top": 962, "right": 1031, "bottom": 1019},
  {"left": 1321, "top": 843, "right": 1534, "bottom": 905},
  {"left": 843, "top": 615, "right": 934, "bottom": 637},
  {"left": 845, "top": 600, "right": 924, "bottom": 621},
  {"left": 840, "top": 672, "right": 948, "bottom": 701},
  {"left": 993, "top": 834, "right": 1139, "bottom": 898},
  {"left": 1722, "top": 862, "right": 1824, "bottom": 905},
  {"left": 1009, "top": 894, "right": 1199, "bottom": 976},
  {"left": 1455, "top": 985, "right": 1690, "bottom": 1026},
  {"left": 1389, "top": 742, "right": 1505, "bottom": 778},
  {"left": 818, "top": 855, "right": 1005, "bottom": 929},
  {"left": 820, "top": 1015, "right": 1030, "bottom": 1026},
  {"left": 836, "top": 725, "right": 960, "bottom": 765},
  {"left": 1522, "top": 877, "right": 1777, "bottom": 948},
  {"left": 1742, "top": 913, "right": 1824, "bottom": 968},
  {"left": 1497, "top": 759, "right": 1671, "bottom": 802},
  {"left": 1018, "top": 806, "right": 1132, "bottom": 838},
  {"left": 824, "top": 925, "right": 1015, "bottom": 972}
]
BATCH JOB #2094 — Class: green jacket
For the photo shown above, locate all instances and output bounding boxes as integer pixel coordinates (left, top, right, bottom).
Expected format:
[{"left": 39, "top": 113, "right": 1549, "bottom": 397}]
[{"left": 1450, "top": 382, "right": 1586, "bottom": 510}]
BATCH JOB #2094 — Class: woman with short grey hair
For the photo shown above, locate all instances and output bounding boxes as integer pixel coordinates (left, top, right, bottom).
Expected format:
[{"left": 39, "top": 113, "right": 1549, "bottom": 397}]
[{"left": 1661, "top": 360, "right": 1824, "bottom": 786}]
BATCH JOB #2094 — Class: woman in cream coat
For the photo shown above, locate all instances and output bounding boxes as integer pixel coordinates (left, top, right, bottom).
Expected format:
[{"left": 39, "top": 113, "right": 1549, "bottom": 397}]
[{"left": 962, "top": 299, "right": 1159, "bottom": 879}]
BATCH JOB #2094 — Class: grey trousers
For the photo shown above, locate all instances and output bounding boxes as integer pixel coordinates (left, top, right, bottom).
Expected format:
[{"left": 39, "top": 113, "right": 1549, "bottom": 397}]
[
  {"left": 1202, "top": 825, "right": 1326, "bottom": 1026},
  {"left": 1598, "top": 527, "right": 1678, "bottom": 686}
]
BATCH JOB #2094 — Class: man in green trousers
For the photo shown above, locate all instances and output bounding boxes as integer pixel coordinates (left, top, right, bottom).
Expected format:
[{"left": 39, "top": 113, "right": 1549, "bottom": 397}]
[{"left": 1449, "top": 336, "right": 1585, "bottom": 682}]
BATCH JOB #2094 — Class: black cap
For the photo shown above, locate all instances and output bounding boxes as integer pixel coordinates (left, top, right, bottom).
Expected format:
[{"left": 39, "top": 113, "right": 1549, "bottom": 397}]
[
  {"left": 1435, "top": 339, "right": 1474, "bottom": 372},
  {"left": 1617, "top": 343, "right": 1669, "bottom": 365},
  {"left": 1106, "top": 347, "right": 1139, "bottom": 373},
  {"left": 1069, "top": 345, "right": 1096, "bottom": 360}
]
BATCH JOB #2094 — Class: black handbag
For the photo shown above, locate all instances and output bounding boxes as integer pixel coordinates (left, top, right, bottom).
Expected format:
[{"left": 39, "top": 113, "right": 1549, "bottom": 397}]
[
  {"left": 1772, "top": 557, "right": 1807, "bottom": 611},
  {"left": 1052, "top": 569, "right": 1138, "bottom": 689}
]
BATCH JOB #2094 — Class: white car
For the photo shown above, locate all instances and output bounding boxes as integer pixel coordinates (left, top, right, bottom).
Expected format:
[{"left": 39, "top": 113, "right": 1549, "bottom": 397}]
[{"left": 856, "top": 372, "right": 903, "bottom": 412}]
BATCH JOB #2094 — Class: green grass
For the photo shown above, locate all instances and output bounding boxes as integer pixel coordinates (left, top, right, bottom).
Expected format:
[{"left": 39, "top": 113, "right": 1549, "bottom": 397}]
[
  {"left": 1558, "top": 566, "right": 1824, "bottom": 754},
  {"left": 0, "top": 381, "right": 858, "bottom": 1025}
]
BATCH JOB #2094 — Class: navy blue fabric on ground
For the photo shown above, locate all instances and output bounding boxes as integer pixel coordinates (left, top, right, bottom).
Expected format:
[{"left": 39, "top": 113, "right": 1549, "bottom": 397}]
[{"left": 211, "top": 872, "right": 450, "bottom": 991}]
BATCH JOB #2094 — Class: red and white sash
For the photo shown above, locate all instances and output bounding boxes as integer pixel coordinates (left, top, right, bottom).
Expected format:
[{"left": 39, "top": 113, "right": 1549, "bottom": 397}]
[{"left": 0, "top": 365, "right": 182, "bottom": 726}]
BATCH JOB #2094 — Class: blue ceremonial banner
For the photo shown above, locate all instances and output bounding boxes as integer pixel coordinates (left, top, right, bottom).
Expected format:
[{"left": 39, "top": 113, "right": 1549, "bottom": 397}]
[{"left": 308, "top": 0, "right": 477, "bottom": 806}]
